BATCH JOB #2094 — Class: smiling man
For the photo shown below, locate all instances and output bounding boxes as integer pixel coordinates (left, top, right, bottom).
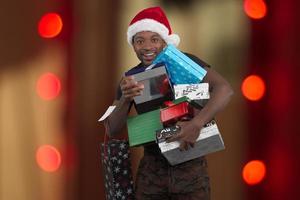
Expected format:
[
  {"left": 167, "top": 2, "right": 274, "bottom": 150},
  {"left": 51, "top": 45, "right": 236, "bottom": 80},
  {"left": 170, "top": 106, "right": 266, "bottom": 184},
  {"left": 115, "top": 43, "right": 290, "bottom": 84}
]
[
  {"left": 105, "top": 6, "right": 233, "bottom": 200},
  {"left": 132, "top": 31, "right": 166, "bottom": 66}
]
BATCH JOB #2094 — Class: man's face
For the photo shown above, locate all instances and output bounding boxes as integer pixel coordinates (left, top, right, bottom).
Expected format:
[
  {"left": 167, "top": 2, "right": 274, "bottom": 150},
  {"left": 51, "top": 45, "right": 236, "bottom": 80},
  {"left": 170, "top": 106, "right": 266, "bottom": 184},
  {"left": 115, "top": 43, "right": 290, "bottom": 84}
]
[{"left": 132, "top": 31, "right": 166, "bottom": 66}]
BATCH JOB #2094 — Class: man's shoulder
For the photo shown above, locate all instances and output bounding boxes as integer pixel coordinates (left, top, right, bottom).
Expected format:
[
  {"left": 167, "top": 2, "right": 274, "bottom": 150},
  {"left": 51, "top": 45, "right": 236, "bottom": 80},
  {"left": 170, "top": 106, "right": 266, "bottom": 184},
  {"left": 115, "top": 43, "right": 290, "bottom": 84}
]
[{"left": 184, "top": 52, "right": 211, "bottom": 68}]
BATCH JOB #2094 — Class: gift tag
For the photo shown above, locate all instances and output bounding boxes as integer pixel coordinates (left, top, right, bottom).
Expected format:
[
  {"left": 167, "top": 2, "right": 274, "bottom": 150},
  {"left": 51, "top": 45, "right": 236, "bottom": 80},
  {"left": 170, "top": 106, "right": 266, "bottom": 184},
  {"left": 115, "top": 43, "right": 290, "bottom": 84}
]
[{"left": 98, "top": 106, "right": 116, "bottom": 122}]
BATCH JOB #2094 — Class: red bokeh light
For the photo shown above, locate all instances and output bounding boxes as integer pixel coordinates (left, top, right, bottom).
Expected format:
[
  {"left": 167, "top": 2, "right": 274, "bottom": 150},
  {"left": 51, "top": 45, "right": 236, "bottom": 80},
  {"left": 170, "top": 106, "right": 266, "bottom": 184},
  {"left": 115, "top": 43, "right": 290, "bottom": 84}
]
[
  {"left": 36, "top": 72, "right": 61, "bottom": 100},
  {"left": 38, "top": 13, "right": 63, "bottom": 38},
  {"left": 243, "top": 160, "right": 266, "bottom": 185},
  {"left": 36, "top": 145, "right": 61, "bottom": 172},
  {"left": 241, "top": 74, "right": 266, "bottom": 101},
  {"left": 244, "top": 0, "right": 267, "bottom": 19}
]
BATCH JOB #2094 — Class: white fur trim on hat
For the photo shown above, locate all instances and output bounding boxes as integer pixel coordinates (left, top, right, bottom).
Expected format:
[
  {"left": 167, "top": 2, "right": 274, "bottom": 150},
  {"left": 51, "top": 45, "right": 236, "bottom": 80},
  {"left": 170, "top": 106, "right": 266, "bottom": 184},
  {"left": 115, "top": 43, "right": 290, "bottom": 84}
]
[{"left": 127, "top": 19, "right": 180, "bottom": 46}]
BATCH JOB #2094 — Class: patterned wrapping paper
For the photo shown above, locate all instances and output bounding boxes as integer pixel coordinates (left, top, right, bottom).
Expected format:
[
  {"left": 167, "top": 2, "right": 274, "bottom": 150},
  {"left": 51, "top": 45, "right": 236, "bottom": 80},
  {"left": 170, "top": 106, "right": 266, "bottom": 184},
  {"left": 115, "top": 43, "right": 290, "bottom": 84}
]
[
  {"left": 173, "top": 83, "right": 210, "bottom": 100},
  {"left": 100, "top": 139, "right": 135, "bottom": 200},
  {"left": 153, "top": 44, "right": 207, "bottom": 84}
]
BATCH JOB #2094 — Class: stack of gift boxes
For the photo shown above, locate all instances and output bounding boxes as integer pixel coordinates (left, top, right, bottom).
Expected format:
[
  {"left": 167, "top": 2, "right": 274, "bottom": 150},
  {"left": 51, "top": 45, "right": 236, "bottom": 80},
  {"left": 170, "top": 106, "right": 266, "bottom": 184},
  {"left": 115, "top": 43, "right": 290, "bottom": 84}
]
[{"left": 127, "top": 44, "right": 225, "bottom": 165}]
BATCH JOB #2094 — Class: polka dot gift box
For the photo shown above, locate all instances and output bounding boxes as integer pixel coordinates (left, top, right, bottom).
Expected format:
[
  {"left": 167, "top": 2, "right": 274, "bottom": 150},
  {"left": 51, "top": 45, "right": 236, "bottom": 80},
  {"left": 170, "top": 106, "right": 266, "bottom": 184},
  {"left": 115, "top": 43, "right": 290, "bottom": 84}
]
[{"left": 153, "top": 44, "right": 207, "bottom": 84}]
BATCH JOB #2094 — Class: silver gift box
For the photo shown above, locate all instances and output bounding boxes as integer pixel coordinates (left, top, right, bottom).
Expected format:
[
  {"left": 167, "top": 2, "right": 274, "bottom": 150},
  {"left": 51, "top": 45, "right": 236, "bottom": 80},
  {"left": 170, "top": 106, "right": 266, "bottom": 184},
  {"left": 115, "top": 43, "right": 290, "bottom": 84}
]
[
  {"left": 132, "top": 65, "right": 174, "bottom": 113},
  {"left": 157, "top": 120, "right": 225, "bottom": 166}
]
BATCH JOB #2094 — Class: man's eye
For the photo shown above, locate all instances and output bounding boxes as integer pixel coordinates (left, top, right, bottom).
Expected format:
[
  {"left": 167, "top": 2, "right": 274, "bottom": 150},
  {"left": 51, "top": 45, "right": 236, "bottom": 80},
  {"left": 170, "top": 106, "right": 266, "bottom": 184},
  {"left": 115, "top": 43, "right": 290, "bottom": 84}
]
[
  {"left": 152, "top": 38, "right": 159, "bottom": 43},
  {"left": 135, "top": 40, "right": 143, "bottom": 45}
]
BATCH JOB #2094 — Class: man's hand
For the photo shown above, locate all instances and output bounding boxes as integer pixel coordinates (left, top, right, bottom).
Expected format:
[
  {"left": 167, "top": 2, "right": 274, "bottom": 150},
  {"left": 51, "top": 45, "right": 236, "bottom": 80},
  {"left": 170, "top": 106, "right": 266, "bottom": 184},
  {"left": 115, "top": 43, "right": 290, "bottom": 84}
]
[
  {"left": 167, "top": 119, "right": 202, "bottom": 151},
  {"left": 120, "top": 76, "right": 144, "bottom": 102}
]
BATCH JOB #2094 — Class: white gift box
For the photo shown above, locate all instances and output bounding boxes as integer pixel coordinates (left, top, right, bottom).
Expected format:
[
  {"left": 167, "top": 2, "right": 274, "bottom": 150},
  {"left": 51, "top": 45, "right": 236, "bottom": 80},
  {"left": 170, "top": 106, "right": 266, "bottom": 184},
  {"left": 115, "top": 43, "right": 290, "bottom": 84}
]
[
  {"left": 174, "top": 83, "right": 210, "bottom": 100},
  {"left": 157, "top": 120, "right": 225, "bottom": 166}
]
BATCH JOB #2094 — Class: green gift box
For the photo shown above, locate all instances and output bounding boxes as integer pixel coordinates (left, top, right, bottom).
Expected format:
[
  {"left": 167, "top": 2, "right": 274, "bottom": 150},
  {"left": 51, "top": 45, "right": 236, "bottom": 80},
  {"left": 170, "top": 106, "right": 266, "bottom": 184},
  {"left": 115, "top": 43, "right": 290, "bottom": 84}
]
[{"left": 127, "top": 109, "right": 163, "bottom": 147}]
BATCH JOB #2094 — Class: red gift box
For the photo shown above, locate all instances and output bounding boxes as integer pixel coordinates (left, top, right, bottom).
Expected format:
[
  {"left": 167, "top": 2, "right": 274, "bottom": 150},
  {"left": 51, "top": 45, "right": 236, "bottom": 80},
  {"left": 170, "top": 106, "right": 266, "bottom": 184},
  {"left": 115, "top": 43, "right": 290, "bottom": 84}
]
[{"left": 160, "top": 101, "right": 194, "bottom": 126}]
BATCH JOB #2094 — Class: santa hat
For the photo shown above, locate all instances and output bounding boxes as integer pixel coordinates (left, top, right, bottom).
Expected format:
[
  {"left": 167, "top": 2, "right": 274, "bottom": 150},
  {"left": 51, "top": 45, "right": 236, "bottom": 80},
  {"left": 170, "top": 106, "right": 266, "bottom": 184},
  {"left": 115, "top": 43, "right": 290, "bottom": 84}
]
[{"left": 127, "top": 6, "right": 180, "bottom": 46}]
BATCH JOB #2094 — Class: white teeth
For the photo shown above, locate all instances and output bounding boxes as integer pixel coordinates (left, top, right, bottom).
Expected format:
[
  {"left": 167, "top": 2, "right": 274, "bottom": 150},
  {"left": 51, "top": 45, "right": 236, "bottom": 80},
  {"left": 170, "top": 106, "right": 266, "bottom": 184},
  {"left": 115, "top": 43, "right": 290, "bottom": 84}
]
[{"left": 144, "top": 53, "right": 154, "bottom": 56}]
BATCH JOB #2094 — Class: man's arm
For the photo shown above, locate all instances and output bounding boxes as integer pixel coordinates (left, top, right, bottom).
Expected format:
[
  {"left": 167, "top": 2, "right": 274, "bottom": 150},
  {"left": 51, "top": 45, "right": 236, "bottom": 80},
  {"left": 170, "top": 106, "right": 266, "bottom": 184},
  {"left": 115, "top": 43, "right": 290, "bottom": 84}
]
[
  {"left": 168, "top": 67, "right": 234, "bottom": 150},
  {"left": 105, "top": 76, "right": 144, "bottom": 136},
  {"left": 192, "top": 67, "right": 234, "bottom": 127}
]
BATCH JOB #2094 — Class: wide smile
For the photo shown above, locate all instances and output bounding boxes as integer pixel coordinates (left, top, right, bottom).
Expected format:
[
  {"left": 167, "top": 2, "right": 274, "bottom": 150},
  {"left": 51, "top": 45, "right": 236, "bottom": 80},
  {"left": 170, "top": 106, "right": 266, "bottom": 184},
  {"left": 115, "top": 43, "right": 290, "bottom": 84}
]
[{"left": 142, "top": 52, "right": 156, "bottom": 61}]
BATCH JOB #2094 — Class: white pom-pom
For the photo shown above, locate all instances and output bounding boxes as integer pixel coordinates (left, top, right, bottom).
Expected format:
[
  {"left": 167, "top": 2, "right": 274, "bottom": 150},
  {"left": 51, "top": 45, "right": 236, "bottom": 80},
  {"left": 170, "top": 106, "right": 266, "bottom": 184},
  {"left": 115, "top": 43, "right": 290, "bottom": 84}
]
[{"left": 167, "top": 34, "right": 180, "bottom": 46}]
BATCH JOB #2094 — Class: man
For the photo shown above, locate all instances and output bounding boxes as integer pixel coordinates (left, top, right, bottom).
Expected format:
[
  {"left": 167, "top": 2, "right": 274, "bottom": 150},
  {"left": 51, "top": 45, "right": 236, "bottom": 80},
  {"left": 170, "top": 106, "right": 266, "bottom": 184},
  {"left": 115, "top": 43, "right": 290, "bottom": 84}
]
[{"left": 105, "top": 6, "right": 233, "bottom": 200}]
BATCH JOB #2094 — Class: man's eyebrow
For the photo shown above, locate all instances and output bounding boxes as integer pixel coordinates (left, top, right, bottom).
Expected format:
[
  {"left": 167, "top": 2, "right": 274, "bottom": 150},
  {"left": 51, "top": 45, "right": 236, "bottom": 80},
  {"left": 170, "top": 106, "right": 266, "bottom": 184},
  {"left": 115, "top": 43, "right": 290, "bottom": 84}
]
[
  {"left": 151, "top": 34, "right": 162, "bottom": 39},
  {"left": 134, "top": 36, "right": 144, "bottom": 40}
]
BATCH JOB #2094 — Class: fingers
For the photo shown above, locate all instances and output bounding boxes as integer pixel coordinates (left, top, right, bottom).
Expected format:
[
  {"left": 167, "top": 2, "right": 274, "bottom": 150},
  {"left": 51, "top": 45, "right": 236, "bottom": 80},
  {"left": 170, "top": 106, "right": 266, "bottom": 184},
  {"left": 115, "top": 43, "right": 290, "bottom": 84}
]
[
  {"left": 120, "top": 76, "right": 138, "bottom": 90},
  {"left": 120, "top": 76, "right": 144, "bottom": 99},
  {"left": 122, "top": 86, "right": 144, "bottom": 98},
  {"left": 176, "top": 121, "right": 184, "bottom": 126},
  {"left": 166, "top": 134, "right": 180, "bottom": 143},
  {"left": 190, "top": 142, "right": 195, "bottom": 148},
  {"left": 176, "top": 121, "right": 186, "bottom": 127},
  {"left": 179, "top": 142, "right": 188, "bottom": 151},
  {"left": 167, "top": 135, "right": 195, "bottom": 151}
]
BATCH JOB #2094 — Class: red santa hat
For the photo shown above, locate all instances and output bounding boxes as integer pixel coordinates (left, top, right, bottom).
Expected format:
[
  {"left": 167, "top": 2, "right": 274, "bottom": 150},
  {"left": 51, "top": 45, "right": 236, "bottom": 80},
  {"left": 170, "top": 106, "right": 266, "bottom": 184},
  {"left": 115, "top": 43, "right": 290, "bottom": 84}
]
[{"left": 127, "top": 6, "right": 180, "bottom": 46}]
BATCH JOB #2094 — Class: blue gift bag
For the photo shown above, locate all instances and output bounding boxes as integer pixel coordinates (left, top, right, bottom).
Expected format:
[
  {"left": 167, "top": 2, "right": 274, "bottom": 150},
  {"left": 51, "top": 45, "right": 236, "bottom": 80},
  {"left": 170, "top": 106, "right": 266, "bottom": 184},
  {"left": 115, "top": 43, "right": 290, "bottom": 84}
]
[{"left": 153, "top": 44, "right": 207, "bottom": 84}]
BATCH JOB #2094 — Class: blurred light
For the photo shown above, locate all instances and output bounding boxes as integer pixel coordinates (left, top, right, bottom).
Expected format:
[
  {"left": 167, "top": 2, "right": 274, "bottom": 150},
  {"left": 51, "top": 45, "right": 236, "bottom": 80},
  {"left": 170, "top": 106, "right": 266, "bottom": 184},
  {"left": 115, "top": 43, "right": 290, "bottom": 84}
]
[
  {"left": 38, "top": 13, "right": 63, "bottom": 38},
  {"left": 243, "top": 160, "right": 266, "bottom": 185},
  {"left": 244, "top": 0, "right": 267, "bottom": 19},
  {"left": 36, "top": 72, "right": 61, "bottom": 100},
  {"left": 241, "top": 74, "right": 265, "bottom": 101},
  {"left": 36, "top": 145, "right": 61, "bottom": 172}
]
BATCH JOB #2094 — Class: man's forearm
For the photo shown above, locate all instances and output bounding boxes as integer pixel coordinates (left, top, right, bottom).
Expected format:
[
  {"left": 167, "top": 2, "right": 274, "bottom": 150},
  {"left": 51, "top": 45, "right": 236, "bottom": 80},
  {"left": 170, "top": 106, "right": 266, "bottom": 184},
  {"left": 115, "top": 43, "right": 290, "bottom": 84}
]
[
  {"left": 192, "top": 82, "right": 233, "bottom": 129},
  {"left": 106, "top": 97, "right": 132, "bottom": 136}
]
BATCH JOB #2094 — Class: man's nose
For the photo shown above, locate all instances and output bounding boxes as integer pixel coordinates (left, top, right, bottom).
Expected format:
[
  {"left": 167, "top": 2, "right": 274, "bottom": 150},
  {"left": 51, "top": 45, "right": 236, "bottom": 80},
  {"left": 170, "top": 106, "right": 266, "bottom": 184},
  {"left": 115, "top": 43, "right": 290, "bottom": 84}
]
[{"left": 142, "top": 39, "right": 153, "bottom": 50}]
